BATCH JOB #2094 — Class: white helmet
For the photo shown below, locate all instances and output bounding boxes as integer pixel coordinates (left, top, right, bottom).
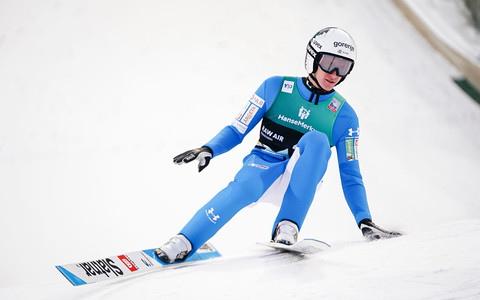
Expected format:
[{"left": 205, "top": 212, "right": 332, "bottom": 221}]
[{"left": 305, "top": 27, "right": 357, "bottom": 75}]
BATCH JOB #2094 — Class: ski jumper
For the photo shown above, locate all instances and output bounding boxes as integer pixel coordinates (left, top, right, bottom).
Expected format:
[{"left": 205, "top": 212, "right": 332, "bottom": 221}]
[{"left": 180, "top": 76, "right": 371, "bottom": 253}]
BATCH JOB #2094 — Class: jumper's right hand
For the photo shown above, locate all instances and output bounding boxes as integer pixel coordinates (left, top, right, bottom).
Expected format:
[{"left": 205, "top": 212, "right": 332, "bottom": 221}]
[
  {"left": 173, "top": 146, "right": 213, "bottom": 172},
  {"left": 358, "top": 219, "right": 403, "bottom": 241}
]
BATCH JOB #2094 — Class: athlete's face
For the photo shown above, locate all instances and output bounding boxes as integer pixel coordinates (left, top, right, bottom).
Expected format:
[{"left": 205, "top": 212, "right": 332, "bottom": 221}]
[{"left": 313, "top": 68, "right": 342, "bottom": 91}]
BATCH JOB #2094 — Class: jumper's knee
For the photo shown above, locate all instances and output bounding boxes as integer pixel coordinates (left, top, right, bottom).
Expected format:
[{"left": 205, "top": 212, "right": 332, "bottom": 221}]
[{"left": 297, "top": 131, "right": 331, "bottom": 161}]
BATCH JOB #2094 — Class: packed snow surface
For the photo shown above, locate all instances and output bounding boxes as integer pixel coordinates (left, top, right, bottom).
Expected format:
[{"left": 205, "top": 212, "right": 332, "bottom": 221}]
[{"left": 1, "top": 0, "right": 479, "bottom": 299}]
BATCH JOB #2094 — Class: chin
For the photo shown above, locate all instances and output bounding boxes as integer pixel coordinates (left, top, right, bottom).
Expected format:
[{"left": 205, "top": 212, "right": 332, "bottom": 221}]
[{"left": 322, "top": 84, "right": 335, "bottom": 91}]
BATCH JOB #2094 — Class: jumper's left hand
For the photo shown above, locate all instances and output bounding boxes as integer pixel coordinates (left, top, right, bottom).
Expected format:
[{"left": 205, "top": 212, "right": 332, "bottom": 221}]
[{"left": 358, "top": 219, "right": 402, "bottom": 241}]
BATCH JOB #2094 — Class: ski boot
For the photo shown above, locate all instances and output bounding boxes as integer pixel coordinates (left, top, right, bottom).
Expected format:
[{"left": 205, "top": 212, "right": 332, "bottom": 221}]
[
  {"left": 154, "top": 234, "right": 192, "bottom": 264},
  {"left": 272, "top": 220, "right": 298, "bottom": 245}
]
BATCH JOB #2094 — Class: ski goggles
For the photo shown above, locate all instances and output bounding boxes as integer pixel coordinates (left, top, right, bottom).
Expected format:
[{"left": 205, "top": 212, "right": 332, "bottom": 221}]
[{"left": 317, "top": 54, "right": 354, "bottom": 77}]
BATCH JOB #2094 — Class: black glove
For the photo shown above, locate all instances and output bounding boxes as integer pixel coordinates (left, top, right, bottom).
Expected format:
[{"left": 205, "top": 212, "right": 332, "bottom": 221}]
[
  {"left": 358, "top": 219, "right": 402, "bottom": 241},
  {"left": 173, "top": 146, "right": 213, "bottom": 172}
]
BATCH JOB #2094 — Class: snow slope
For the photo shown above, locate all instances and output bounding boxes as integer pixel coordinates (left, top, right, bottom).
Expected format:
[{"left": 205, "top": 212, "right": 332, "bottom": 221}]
[
  {"left": 4, "top": 220, "right": 480, "bottom": 300},
  {"left": 0, "top": 0, "right": 479, "bottom": 299}
]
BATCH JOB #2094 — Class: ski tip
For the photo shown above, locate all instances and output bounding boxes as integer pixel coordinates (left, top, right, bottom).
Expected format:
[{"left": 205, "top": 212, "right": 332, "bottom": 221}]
[{"left": 55, "top": 265, "right": 87, "bottom": 286}]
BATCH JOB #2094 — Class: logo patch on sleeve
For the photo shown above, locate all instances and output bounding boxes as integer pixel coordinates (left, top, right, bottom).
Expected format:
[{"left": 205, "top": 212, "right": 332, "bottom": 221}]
[
  {"left": 250, "top": 94, "right": 265, "bottom": 107},
  {"left": 354, "top": 138, "right": 359, "bottom": 160},
  {"left": 345, "top": 138, "right": 359, "bottom": 161},
  {"left": 232, "top": 94, "right": 265, "bottom": 134},
  {"left": 239, "top": 104, "right": 259, "bottom": 125}
]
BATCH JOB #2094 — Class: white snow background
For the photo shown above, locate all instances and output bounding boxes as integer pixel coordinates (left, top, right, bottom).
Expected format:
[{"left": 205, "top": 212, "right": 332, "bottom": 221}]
[{"left": 1, "top": 0, "right": 480, "bottom": 299}]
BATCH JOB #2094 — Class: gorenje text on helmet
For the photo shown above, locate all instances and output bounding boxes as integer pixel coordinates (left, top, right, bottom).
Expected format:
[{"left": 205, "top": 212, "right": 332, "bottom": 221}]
[{"left": 333, "top": 41, "right": 354, "bottom": 52}]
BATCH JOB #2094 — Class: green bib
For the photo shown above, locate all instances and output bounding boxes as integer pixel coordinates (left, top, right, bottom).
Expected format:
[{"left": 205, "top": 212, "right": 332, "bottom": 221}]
[{"left": 258, "top": 77, "right": 345, "bottom": 155}]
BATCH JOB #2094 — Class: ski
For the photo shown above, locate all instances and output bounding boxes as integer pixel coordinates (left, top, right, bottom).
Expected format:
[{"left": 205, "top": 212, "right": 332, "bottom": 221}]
[
  {"left": 258, "top": 239, "right": 330, "bottom": 254},
  {"left": 56, "top": 243, "right": 221, "bottom": 286}
]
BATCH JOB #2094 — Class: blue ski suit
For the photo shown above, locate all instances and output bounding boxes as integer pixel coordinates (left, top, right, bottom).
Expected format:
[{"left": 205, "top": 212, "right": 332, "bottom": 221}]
[{"left": 180, "top": 76, "right": 371, "bottom": 253}]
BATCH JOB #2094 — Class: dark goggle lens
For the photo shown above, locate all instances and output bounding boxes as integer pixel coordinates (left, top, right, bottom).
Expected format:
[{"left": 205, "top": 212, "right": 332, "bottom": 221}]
[{"left": 318, "top": 54, "right": 353, "bottom": 77}]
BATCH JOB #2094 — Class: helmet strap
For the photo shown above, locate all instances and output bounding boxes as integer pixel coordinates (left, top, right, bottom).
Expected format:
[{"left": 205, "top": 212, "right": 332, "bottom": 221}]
[
  {"left": 307, "top": 73, "right": 323, "bottom": 90},
  {"left": 304, "top": 76, "right": 332, "bottom": 105},
  {"left": 336, "top": 76, "right": 347, "bottom": 86}
]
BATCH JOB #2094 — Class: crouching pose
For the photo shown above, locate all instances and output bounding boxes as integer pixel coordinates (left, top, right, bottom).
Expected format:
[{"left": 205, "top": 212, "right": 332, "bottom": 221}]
[{"left": 155, "top": 27, "right": 401, "bottom": 263}]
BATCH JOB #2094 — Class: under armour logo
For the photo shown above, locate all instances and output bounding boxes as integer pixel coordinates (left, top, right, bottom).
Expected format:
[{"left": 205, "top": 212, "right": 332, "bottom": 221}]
[
  {"left": 348, "top": 127, "right": 360, "bottom": 136},
  {"left": 298, "top": 107, "right": 310, "bottom": 120},
  {"left": 206, "top": 207, "right": 220, "bottom": 224}
]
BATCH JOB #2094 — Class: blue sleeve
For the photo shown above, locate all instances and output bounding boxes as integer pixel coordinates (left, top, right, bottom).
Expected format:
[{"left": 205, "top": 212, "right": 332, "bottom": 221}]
[
  {"left": 332, "top": 102, "right": 372, "bottom": 225},
  {"left": 204, "top": 76, "right": 283, "bottom": 157}
]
